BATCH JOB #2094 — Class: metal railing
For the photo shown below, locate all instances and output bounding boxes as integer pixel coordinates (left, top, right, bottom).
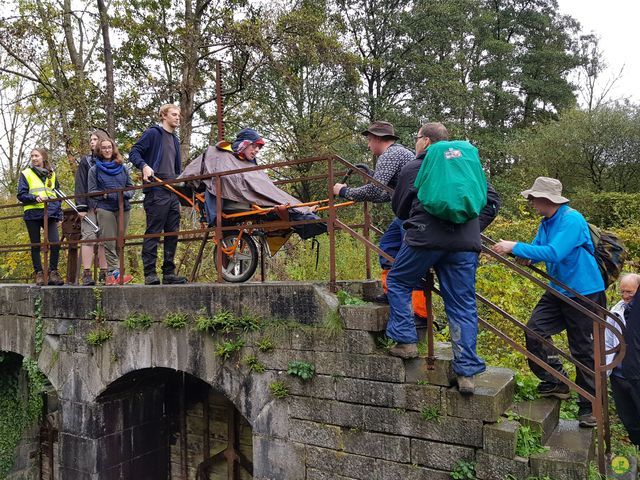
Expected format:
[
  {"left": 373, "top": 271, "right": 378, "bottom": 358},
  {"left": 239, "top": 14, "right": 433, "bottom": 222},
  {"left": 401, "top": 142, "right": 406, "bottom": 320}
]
[{"left": 0, "top": 153, "right": 626, "bottom": 476}]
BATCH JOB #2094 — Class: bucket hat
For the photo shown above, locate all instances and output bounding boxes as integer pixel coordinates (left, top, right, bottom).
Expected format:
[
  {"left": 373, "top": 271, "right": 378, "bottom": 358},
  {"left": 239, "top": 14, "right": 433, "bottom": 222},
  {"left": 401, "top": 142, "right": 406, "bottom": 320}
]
[
  {"left": 520, "top": 177, "right": 569, "bottom": 204},
  {"left": 361, "top": 121, "right": 399, "bottom": 140}
]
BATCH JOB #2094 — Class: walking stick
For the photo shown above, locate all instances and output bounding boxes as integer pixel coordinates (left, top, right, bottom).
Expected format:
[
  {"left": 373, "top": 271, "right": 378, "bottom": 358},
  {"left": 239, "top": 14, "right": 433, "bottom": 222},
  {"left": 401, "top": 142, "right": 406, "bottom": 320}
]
[{"left": 52, "top": 187, "right": 100, "bottom": 233}]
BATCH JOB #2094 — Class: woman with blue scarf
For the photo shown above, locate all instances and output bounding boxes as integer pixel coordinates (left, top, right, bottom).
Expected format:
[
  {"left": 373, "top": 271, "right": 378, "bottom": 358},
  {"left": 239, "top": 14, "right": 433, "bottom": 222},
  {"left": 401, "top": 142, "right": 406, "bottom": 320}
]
[{"left": 88, "top": 138, "right": 134, "bottom": 285}]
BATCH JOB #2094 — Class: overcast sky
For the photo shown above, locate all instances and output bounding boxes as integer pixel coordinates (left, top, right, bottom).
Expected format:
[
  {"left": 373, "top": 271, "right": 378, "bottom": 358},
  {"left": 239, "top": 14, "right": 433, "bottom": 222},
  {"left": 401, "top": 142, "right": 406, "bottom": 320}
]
[{"left": 558, "top": 0, "right": 640, "bottom": 103}]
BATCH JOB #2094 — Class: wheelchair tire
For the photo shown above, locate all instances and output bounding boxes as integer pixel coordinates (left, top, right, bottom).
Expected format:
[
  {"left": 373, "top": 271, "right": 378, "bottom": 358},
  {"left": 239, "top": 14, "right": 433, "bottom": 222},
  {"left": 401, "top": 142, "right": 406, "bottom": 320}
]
[{"left": 213, "top": 232, "right": 259, "bottom": 283}]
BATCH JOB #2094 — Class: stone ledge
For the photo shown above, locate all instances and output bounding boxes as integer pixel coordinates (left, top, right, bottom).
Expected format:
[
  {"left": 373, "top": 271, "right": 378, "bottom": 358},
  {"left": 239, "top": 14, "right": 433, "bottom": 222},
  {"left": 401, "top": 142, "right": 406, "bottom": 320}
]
[
  {"left": 476, "top": 451, "right": 530, "bottom": 480},
  {"left": 509, "top": 397, "right": 560, "bottom": 443},
  {"left": 404, "top": 342, "right": 456, "bottom": 387},
  {"left": 339, "top": 304, "right": 388, "bottom": 332},
  {"left": 483, "top": 419, "right": 519, "bottom": 459}
]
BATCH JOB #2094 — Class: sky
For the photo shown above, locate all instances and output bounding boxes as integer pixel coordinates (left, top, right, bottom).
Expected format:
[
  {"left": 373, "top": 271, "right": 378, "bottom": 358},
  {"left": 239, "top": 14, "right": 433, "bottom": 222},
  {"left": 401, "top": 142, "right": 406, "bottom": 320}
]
[{"left": 557, "top": 0, "right": 640, "bottom": 103}]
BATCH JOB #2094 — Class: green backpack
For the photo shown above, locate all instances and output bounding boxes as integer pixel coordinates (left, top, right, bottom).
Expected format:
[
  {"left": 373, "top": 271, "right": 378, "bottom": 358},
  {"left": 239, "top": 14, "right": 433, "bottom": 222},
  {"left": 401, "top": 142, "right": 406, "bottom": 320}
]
[{"left": 414, "top": 140, "right": 487, "bottom": 224}]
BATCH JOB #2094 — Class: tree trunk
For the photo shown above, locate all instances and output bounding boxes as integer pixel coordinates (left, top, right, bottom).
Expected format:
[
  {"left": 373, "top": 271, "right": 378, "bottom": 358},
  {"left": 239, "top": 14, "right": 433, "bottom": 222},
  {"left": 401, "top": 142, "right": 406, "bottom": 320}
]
[{"left": 97, "top": 0, "right": 115, "bottom": 137}]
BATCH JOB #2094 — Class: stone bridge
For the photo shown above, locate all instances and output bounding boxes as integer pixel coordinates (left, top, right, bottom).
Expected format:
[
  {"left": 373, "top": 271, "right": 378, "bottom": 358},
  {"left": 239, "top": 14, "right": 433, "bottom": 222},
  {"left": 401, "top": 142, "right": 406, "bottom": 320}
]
[{"left": 0, "top": 282, "right": 593, "bottom": 480}]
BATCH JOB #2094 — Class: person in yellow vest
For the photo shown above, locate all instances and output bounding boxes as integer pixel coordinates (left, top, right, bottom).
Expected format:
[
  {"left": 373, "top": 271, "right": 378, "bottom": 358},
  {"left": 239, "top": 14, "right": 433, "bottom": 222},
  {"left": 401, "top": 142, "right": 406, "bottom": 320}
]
[{"left": 17, "top": 148, "right": 64, "bottom": 286}]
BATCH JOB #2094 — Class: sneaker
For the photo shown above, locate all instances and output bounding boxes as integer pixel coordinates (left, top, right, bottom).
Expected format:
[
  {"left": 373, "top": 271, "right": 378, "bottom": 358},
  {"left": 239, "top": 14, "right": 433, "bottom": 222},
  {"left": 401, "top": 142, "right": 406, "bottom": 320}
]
[
  {"left": 538, "top": 382, "right": 571, "bottom": 400},
  {"left": 48, "top": 270, "right": 64, "bottom": 286},
  {"left": 373, "top": 293, "right": 389, "bottom": 304},
  {"left": 578, "top": 412, "right": 597, "bottom": 428},
  {"left": 35, "top": 271, "right": 45, "bottom": 286},
  {"left": 106, "top": 270, "right": 133, "bottom": 286},
  {"left": 82, "top": 269, "right": 95, "bottom": 286},
  {"left": 145, "top": 274, "right": 161, "bottom": 285},
  {"left": 162, "top": 273, "right": 187, "bottom": 284},
  {"left": 457, "top": 376, "right": 475, "bottom": 395},
  {"left": 388, "top": 343, "right": 418, "bottom": 359}
]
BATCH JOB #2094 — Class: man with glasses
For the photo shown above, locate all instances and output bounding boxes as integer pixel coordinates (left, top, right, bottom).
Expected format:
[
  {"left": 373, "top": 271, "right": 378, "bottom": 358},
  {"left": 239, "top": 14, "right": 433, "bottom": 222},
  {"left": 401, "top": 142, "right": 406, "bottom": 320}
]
[
  {"left": 333, "top": 121, "right": 414, "bottom": 302},
  {"left": 492, "top": 177, "right": 605, "bottom": 427}
]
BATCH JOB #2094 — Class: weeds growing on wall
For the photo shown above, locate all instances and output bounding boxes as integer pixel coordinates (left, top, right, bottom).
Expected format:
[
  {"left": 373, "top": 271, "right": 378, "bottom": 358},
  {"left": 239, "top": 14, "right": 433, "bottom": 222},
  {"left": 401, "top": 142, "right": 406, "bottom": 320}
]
[
  {"left": 33, "top": 297, "right": 43, "bottom": 355},
  {"left": 86, "top": 288, "right": 113, "bottom": 346}
]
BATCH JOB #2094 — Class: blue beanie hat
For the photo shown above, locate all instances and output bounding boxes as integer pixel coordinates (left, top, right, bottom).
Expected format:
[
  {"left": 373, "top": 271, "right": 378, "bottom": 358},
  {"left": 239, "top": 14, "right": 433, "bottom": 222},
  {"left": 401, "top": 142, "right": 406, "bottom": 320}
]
[{"left": 231, "top": 128, "right": 265, "bottom": 153}]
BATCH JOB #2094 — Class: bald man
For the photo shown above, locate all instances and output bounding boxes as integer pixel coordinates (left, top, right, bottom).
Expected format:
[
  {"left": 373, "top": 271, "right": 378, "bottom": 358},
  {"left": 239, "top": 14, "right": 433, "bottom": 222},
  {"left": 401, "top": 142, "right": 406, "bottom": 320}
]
[{"left": 607, "top": 273, "right": 640, "bottom": 446}]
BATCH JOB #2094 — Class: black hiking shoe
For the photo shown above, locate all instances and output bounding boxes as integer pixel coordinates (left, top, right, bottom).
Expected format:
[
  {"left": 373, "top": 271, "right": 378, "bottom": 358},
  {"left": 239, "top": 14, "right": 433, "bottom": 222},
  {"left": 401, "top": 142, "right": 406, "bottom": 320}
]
[
  {"left": 162, "top": 273, "right": 187, "bottom": 285},
  {"left": 145, "top": 274, "right": 161, "bottom": 285},
  {"left": 82, "top": 269, "right": 95, "bottom": 286},
  {"left": 538, "top": 382, "right": 571, "bottom": 400},
  {"left": 373, "top": 293, "right": 389, "bottom": 304},
  {"left": 578, "top": 412, "right": 597, "bottom": 428}
]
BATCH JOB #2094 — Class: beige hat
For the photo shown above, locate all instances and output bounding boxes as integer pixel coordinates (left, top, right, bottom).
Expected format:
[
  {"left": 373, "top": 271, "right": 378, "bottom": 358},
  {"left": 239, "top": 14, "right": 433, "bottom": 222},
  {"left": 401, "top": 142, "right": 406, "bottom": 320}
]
[{"left": 520, "top": 177, "right": 569, "bottom": 204}]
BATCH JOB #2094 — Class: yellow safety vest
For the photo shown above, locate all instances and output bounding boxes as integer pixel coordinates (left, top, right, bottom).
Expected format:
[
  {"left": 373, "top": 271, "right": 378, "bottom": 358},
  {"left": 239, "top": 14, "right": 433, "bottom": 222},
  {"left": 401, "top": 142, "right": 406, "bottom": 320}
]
[{"left": 21, "top": 168, "right": 57, "bottom": 212}]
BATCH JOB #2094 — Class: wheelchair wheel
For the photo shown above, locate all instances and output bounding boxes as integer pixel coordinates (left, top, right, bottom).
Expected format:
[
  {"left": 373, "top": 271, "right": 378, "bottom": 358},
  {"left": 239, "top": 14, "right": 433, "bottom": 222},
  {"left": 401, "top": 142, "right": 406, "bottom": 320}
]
[{"left": 213, "top": 232, "right": 259, "bottom": 283}]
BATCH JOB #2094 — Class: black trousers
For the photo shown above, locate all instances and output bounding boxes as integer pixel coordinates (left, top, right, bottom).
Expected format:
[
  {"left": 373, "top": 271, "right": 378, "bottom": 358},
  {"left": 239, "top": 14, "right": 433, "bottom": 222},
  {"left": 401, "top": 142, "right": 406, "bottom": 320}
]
[
  {"left": 142, "top": 189, "right": 180, "bottom": 277},
  {"left": 611, "top": 374, "right": 640, "bottom": 446},
  {"left": 525, "top": 290, "right": 606, "bottom": 413},
  {"left": 24, "top": 218, "right": 60, "bottom": 273}
]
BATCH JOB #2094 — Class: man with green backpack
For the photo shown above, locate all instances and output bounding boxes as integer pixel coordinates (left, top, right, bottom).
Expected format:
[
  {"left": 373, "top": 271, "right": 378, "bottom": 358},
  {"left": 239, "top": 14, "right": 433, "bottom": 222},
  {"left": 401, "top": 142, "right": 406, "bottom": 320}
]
[
  {"left": 492, "top": 177, "right": 608, "bottom": 428},
  {"left": 386, "top": 122, "right": 488, "bottom": 395}
]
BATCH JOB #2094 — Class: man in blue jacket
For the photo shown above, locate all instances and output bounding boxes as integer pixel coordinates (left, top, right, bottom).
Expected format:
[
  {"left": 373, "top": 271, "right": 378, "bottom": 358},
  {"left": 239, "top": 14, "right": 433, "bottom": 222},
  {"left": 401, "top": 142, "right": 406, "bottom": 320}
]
[
  {"left": 493, "top": 177, "right": 605, "bottom": 428},
  {"left": 129, "top": 104, "right": 187, "bottom": 285}
]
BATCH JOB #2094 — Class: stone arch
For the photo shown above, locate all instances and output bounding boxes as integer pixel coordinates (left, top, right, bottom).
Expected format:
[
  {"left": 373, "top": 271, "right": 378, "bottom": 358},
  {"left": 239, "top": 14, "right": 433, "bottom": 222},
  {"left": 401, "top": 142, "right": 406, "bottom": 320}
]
[{"left": 92, "top": 367, "right": 255, "bottom": 479}]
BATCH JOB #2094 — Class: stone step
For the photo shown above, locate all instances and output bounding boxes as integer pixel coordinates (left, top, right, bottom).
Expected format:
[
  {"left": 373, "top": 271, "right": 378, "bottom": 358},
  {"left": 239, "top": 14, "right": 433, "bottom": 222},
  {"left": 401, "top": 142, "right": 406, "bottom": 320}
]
[
  {"left": 529, "top": 419, "right": 595, "bottom": 480},
  {"left": 404, "top": 342, "right": 456, "bottom": 387},
  {"left": 508, "top": 397, "right": 560, "bottom": 444},
  {"left": 445, "top": 367, "right": 515, "bottom": 422},
  {"left": 339, "top": 304, "right": 388, "bottom": 332}
]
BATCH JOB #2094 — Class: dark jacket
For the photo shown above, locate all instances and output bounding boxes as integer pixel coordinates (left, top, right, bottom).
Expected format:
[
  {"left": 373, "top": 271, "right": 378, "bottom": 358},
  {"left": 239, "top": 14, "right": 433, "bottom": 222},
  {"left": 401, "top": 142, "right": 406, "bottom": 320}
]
[
  {"left": 622, "top": 289, "right": 640, "bottom": 379},
  {"left": 17, "top": 168, "right": 63, "bottom": 221},
  {"left": 74, "top": 153, "right": 99, "bottom": 212},
  {"left": 392, "top": 150, "right": 497, "bottom": 252},
  {"left": 88, "top": 161, "right": 134, "bottom": 212},
  {"left": 129, "top": 125, "right": 181, "bottom": 191}
]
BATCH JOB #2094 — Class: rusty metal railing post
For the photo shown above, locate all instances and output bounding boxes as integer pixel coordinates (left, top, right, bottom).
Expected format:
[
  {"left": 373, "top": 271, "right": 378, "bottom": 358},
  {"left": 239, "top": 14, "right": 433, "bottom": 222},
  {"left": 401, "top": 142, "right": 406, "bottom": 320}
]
[
  {"left": 425, "top": 270, "right": 435, "bottom": 369},
  {"left": 327, "top": 156, "right": 337, "bottom": 292},
  {"left": 43, "top": 200, "right": 49, "bottom": 285},
  {"left": 215, "top": 60, "right": 224, "bottom": 142},
  {"left": 117, "top": 191, "right": 125, "bottom": 285},
  {"left": 593, "top": 317, "right": 607, "bottom": 474},
  {"left": 363, "top": 201, "right": 371, "bottom": 280},
  {"left": 215, "top": 175, "right": 223, "bottom": 283}
]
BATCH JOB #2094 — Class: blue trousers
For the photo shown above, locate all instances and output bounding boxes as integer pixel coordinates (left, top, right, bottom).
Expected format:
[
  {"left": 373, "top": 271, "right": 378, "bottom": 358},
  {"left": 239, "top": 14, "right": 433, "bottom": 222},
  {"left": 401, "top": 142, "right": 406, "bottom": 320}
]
[
  {"left": 386, "top": 242, "right": 486, "bottom": 377},
  {"left": 379, "top": 217, "right": 403, "bottom": 270}
]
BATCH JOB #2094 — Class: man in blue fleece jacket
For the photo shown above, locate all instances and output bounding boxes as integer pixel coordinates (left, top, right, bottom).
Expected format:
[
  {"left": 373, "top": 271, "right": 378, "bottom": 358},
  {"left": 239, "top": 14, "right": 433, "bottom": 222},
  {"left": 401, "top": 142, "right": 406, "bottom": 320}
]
[
  {"left": 129, "top": 104, "right": 187, "bottom": 285},
  {"left": 493, "top": 177, "right": 605, "bottom": 428}
]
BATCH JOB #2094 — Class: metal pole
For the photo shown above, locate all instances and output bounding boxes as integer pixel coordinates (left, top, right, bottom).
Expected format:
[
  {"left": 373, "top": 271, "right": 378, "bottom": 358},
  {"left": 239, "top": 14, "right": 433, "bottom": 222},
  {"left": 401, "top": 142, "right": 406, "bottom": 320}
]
[
  {"left": 216, "top": 61, "right": 224, "bottom": 142},
  {"left": 592, "top": 318, "right": 607, "bottom": 476},
  {"left": 327, "top": 157, "right": 337, "bottom": 292},
  {"left": 117, "top": 191, "right": 125, "bottom": 284},
  {"left": 43, "top": 201, "right": 49, "bottom": 285},
  {"left": 215, "top": 176, "right": 223, "bottom": 283},
  {"left": 425, "top": 270, "right": 435, "bottom": 369},
  {"left": 363, "top": 201, "right": 371, "bottom": 280}
]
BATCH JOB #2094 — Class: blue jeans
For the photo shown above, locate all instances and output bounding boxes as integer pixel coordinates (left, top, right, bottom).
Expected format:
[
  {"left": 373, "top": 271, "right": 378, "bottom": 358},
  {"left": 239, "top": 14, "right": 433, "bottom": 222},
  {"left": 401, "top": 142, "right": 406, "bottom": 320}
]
[
  {"left": 386, "top": 242, "right": 486, "bottom": 377},
  {"left": 379, "top": 217, "right": 403, "bottom": 269}
]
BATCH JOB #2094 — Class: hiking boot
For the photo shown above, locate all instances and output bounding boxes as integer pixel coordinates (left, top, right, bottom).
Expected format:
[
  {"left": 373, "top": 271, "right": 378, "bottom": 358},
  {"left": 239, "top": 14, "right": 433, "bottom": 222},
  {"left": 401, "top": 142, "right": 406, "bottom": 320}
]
[
  {"left": 145, "top": 274, "right": 161, "bottom": 285},
  {"left": 98, "top": 269, "right": 107, "bottom": 285},
  {"left": 388, "top": 343, "right": 418, "bottom": 359},
  {"left": 538, "top": 382, "right": 571, "bottom": 400},
  {"left": 48, "top": 270, "right": 64, "bottom": 286},
  {"left": 578, "top": 412, "right": 597, "bottom": 428},
  {"left": 162, "top": 273, "right": 187, "bottom": 285},
  {"left": 35, "top": 271, "right": 45, "bottom": 286},
  {"left": 457, "top": 376, "right": 475, "bottom": 395},
  {"left": 82, "top": 269, "right": 95, "bottom": 286},
  {"left": 373, "top": 293, "right": 389, "bottom": 304}
]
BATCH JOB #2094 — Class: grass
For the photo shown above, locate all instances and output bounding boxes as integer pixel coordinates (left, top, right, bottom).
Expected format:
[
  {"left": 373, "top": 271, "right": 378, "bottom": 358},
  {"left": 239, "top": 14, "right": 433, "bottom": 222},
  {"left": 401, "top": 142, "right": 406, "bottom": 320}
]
[{"left": 419, "top": 406, "right": 440, "bottom": 422}]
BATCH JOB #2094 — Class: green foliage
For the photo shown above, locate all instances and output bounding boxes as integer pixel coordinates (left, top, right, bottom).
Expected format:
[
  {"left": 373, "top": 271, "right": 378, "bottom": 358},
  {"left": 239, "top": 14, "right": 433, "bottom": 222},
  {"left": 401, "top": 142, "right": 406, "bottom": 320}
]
[
  {"left": 0, "top": 355, "right": 46, "bottom": 478},
  {"left": 243, "top": 355, "right": 266, "bottom": 374},
  {"left": 269, "top": 381, "right": 289, "bottom": 399},
  {"left": 376, "top": 335, "right": 396, "bottom": 352},
  {"left": 419, "top": 406, "right": 440, "bottom": 422},
  {"left": 195, "top": 310, "right": 261, "bottom": 334},
  {"left": 86, "top": 327, "right": 113, "bottom": 346},
  {"left": 559, "top": 392, "right": 580, "bottom": 420},
  {"left": 516, "top": 425, "right": 548, "bottom": 457},
  {"left": 336, "top": 290, "right": 367, "bottom": 305},
  {"left": 257, "top": 337, "right": 275, "bottom": 353},
  {"left": 322, "top": 309, "right": 344, "bottom": 336},
  {"left": 123, "top": 312, "right": 153, "bottom": 330},
  {"left": 90, "top": 288, "right": 105, "bottom": 323},
  {"left": 513, "top": 373, "right": 539, "bottom": 403},
  {"left": 450, "top": 459, "right": 476, "bottom": 480},
  {"left": 163, "top": 312, "right": 189, "bottom": 329},
  {"left": 215, "top": 338, "right": 245, "bottom": 360},
  {"left": 287, "top": 361, "right": 315, "bottom": 381},
  {"left": 33, "top": 296, "right": 43, "bottom": 356}
]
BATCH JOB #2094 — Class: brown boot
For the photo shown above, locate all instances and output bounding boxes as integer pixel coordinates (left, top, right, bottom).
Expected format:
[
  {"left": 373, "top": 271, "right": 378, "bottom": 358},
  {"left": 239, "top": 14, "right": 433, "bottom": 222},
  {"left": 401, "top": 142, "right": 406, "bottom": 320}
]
[
  {"left": 388, "top": 343, "right": 418, "bottom": 359},
  {"left": 48, "top": 270, "right": 64, "bottom": 286},
  {"left": 35, "top": 271, "right": 45, "bottom": 286}
]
